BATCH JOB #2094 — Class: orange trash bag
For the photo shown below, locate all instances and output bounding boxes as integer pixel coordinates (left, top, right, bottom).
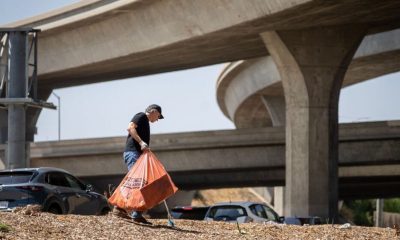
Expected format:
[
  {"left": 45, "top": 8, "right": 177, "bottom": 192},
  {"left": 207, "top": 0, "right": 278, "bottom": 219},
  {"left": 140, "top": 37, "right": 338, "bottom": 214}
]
[{"left": 108, "top": 150, "right": 178, "bottom": 211}]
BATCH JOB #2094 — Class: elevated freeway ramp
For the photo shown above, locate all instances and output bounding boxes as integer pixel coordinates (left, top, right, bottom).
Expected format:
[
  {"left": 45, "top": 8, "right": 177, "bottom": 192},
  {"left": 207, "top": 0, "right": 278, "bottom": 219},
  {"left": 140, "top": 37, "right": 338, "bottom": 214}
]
[{"left": 29, "top": 121, "right": 400, "bottom": 199}]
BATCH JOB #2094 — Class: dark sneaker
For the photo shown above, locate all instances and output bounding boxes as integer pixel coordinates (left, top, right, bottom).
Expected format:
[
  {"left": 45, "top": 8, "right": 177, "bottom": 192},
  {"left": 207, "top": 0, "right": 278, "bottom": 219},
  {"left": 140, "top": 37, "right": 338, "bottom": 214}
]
[{"left": 132, "top": 216, "right": 152, "bottom": 225}]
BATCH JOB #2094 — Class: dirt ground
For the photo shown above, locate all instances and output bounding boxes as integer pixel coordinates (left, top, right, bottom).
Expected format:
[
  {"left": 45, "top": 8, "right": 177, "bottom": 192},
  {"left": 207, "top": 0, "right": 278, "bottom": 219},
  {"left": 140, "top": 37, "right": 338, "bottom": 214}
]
[
  {"left": 0, "top": 210, "right": 398, "bottom": 240},
  {"left": 0, "top": 188, "right": 399, "bottom": 239}
]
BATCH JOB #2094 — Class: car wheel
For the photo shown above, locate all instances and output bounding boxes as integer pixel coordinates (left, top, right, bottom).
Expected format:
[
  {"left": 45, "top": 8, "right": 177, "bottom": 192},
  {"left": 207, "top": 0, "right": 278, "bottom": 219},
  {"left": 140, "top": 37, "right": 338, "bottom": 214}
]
[
  {"left": 100, "top": 207, "right": 111, "bottom": 215},
  {"left": 47, "top": 204, "right": 62, "bottom": 214}
]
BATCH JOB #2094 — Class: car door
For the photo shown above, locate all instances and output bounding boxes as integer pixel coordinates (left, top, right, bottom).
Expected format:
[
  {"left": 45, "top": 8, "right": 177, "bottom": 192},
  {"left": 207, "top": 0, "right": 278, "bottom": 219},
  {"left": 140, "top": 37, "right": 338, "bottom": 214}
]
[
  {"left": 64, "top": 174, "right": 99, "bottom": 215},
  {"left": 261, "top": 204, "right": 279, "bottom": 222},
  {"left": 249, "top": 204, "right": 279, "bottom": 222},
  {"left": 46, "top": 172, "right": 79, "bottom": 213}
]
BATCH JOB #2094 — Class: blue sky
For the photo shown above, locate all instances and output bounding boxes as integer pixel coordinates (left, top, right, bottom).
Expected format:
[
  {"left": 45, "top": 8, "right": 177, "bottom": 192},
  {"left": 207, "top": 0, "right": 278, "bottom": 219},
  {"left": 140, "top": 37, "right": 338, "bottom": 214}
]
[{"left": 1, "top": 0, "right": 399, "bottom": 141}]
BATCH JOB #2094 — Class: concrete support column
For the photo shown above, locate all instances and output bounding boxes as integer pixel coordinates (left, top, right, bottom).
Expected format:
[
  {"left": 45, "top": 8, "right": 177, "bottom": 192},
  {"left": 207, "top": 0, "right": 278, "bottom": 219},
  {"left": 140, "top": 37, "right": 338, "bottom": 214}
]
[
  {"left": 0, "top": 111, "right": 7, "bottom": 144},
  {"left": 0, "top": 111, "right": 6, "bottom": 169},
  {"left": 1, "top": 33, "right": 9, "bottom": 168},
  {"left": 7, "top": 31, "right": 28, "bottom": 169},
  {"left": 261, "top": 95, "right": 286, "bottom": 214},
  {"left": 261, "top": 26, "right": 366, "bottom": 221},
  {"left": 375, "top": 199, "right": 384, "bottom": 227},
  {"left": 274, "top": 187, "right": 285, "bottom": 216},
  {"left": 0, "top": 144, "right": 5, "bottom": 169},
  {"left": 261, "top": 95, "right": 285, "bottom": 127}
]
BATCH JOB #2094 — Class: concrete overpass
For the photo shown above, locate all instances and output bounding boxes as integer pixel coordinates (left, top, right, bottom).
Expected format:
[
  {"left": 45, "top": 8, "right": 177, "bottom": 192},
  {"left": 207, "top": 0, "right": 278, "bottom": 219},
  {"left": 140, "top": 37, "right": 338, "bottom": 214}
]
[
  {"left": 1, "top": 0, "right": 400, "bottom": 220},
  {"left": 29, "top": 121, "right": 400, "bottom": 200},
  {"left": 0, "top": 1, "right": 397, "bottom": 99},
  {"left": 3, "top": 0, "right": 398, "bottom": 89},
  {"left": 216, "top": 28, "right": 400, "bottom": 128}
]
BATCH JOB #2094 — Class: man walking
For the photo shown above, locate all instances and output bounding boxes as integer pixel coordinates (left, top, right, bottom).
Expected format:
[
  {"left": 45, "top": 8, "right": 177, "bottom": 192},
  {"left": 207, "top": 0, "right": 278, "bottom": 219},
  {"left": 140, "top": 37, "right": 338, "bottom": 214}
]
[{"left": 114, "top": 104, "right": 164, "bottom": 224}]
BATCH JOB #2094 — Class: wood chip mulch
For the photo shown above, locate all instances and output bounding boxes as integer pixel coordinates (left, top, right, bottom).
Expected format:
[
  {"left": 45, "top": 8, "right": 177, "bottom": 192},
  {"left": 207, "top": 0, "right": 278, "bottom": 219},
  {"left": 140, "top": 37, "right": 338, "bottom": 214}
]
[{"left": 0, "top": 210, "right": 398, "bottom": 240}]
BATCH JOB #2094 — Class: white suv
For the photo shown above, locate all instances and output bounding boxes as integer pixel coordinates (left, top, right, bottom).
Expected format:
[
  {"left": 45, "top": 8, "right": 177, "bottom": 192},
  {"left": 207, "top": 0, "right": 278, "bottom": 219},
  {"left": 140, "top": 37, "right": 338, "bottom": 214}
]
[{"left": 204, "top": 201, "right": 280, "bottom": 223}]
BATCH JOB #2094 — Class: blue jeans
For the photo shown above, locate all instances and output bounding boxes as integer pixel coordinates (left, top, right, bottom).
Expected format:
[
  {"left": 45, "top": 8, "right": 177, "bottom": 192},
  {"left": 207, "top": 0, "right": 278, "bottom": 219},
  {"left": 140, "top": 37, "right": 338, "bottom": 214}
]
[
  {"left": 123, "top": 151, "right": 143, "bottom": 219},
  {"left": 123, "top": 151, "right": 141, "bottom": 171}
]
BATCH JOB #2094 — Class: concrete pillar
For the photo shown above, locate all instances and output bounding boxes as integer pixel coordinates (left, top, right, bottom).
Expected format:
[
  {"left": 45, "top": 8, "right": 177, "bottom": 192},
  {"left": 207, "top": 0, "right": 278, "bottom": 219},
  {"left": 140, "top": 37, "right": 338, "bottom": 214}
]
[
  {"left": 274, "top": 187, "right": 285, "bottom": 216},
  {"left": 375, "top": 199, "right": 384, "bottom": 227},
  {"left": 0, "top": 111, "right": 7, "bottom": 144},
  {"left": 0, "top": 144, "right": 5, "bottom": 169},
  {"left": 261, "top": 95, "right": 286, "bottom": 214},
  {"left": 7, "top": 31, "right": 28, "bottom": 169},
  {"left": 261, "top": 26, "right": 366, "bottom": 221},
  {"left": 261, "top": 95, "right": 285, "bottom": 127},
  {"left": 1, "top": 33, "right": 9, "bottom": 148}
]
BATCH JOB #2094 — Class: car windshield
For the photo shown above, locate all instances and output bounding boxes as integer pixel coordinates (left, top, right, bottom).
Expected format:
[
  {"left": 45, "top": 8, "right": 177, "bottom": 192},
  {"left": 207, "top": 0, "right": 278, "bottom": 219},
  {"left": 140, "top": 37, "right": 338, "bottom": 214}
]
[
  {"left": 208, "top": 206, "right": 246, "bottom": 220},
  {"left": 0, "top": 171, "right": 35, "bottom": 184}
]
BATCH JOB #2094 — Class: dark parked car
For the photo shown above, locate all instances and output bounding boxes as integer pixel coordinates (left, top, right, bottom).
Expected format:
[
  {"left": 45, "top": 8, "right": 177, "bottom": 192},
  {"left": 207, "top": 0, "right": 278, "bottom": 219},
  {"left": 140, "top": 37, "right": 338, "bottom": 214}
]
[
  {"left": 171, "top": 206, "right": 210, "bottom": 220},
  {"left": 282, "top": 216, "right": 322, "bottom": 225},
  {"left": 0, "top": 167, "right": 110, "bottom": 215},
  {"left": 204, "top": 202, "right": 280, "bottom": 223}
]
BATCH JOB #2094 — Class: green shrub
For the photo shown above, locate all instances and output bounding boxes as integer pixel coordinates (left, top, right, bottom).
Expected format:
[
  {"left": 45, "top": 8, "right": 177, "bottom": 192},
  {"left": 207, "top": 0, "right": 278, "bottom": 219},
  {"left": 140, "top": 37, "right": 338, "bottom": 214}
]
[
  {"left": 383, "top": 198, "right": 400, "bottom": 213},
  {"left": 343, "top": 199, "right": 374, "bottom": 226},
  {"left": 342, "top": 198, "right": 400, "bottom": 226}
]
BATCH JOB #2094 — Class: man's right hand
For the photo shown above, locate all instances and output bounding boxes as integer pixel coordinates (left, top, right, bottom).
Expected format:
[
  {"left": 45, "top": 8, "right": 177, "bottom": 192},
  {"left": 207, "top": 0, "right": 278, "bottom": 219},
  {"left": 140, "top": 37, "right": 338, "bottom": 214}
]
[{"left": 139, "top": 141, "right": 148, "bottom": 150}]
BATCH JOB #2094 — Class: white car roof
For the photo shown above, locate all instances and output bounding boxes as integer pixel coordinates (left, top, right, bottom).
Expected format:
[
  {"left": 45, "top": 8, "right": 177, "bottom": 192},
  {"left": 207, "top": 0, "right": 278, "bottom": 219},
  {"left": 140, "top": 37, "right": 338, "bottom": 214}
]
[{"left": 211, "top": 201, "right": 265, "bottom": 207}]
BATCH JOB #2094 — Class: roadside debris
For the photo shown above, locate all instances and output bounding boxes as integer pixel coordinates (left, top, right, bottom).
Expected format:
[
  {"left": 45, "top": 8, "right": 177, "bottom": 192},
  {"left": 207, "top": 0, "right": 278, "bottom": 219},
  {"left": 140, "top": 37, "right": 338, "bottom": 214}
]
[{"left": 338, "top": 223, "right": 352, "bottom": 229}]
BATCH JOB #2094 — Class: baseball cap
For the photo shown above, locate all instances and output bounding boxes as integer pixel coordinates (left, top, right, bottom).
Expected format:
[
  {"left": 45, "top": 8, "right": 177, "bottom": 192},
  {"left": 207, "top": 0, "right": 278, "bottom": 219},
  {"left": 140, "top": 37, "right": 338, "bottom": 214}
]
[{"left": 146, "top": 104, "right": 164, "bottom": 119}]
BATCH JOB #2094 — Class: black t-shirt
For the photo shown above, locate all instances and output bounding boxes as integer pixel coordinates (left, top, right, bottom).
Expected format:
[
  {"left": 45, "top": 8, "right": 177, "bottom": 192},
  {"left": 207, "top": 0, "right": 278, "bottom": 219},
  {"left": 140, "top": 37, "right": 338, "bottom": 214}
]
[{"left": 124, "top": 112, "right": 150, "bottom": 153}]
